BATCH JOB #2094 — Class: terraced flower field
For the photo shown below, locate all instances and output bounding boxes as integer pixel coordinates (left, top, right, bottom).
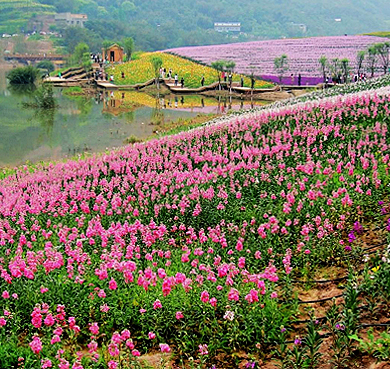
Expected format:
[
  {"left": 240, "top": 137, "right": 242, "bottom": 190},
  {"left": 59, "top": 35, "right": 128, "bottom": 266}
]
[
  {"left": 0, "top": 79, "right": 390, "bottom": 368},
  {"left": 106, "top": 52, "right": 274, "bottom": 89},
  {"left": 166, "top": 35, "right": 387, "bottom": 80}
]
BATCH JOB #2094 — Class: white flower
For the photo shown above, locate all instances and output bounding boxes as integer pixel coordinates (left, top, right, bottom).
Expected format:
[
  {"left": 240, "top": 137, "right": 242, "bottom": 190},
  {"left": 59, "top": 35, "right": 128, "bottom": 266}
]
[{"left": 224, "top": 310, "right": 235, "bottom": 321}]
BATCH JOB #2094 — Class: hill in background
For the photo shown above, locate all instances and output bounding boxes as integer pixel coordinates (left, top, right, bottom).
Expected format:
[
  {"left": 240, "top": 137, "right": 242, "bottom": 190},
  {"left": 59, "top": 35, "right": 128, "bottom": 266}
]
[{"left": 0, "top": 0, "right": 390, "bottom": 51}]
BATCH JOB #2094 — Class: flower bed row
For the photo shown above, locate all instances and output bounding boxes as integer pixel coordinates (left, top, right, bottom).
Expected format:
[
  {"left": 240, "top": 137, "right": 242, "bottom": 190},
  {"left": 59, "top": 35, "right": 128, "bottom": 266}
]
[{"left": 0, "top": 87, "right": 389, "bottom": 368}]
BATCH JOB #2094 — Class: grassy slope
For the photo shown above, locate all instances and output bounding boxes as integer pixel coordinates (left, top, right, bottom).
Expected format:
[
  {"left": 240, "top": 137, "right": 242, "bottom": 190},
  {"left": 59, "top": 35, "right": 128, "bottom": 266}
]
[
  {"left": 0, "top": 0, "right": 54, "bottom": 34},
  {"left": 106, "top": 52, "right": 274, "bottom": 89},
  {"left": 363, "top": 31, "right": 390, "bottom": 38}
]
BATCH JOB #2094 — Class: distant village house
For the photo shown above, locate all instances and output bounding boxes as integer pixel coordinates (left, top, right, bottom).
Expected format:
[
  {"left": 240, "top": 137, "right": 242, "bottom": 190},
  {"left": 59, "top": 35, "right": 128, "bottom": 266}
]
[
  {"left": 214, "top": 22, "right": 241, "bottom": 32},
  {"left": 55, "top": 13, "right": 88, "bottom": 28},
  {"left": 102, "top": 44, "right": 124, "bottom": 63}
]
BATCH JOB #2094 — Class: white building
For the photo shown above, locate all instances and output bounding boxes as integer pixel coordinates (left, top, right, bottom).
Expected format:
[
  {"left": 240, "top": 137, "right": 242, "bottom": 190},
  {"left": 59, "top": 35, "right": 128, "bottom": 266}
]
[
  {"left": 55, "top": 13, "right": 88, "bottom": 28},
  {"left": 214, "top": 22, "right": 241, "bottom": 32}
]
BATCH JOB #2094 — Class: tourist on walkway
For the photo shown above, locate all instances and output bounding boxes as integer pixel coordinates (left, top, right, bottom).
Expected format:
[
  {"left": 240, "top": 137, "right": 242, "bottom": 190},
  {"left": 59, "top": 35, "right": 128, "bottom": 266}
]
[
  {"left": 251, "top": 76, "right": 255, "bottom": 89},
  {"left": 240, "top": 76, "right": 244, "bottom": 87},
  {"left": 298, "top": 74, "right": 302, "bottom": 86},
  {"left": 201, "top": 75, "right": 205, "bottom": 86},
  {"left": 174, "top": 74, "right": 178, "bottom": 86},
  {"left": 181, "top": 77, "right": 184, "bottom": 88}
]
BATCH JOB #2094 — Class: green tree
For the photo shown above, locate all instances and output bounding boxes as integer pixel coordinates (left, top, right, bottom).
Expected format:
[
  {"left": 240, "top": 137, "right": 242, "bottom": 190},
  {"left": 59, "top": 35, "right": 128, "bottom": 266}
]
[
  {"left": 318, "top": 55, "right": 328, "bottom": 82},
  {"left": 330, "top": 58, "right": 341, "bottom": 82},
  {"left": 341, "top": 58, "right": 350, "bottom": 83},
  {"left": 274, "top": 54, "right": 289, "bottom": 83},
  {"left": 211, "top": 60, "right": 227, "bottom": 88},
  {"left": 356, "top": 50, "right": 365, "bottom": 76},
  {"left": 7, "top": 66, "right": 39, "bottom": 85},
  {"left": 74, "top": 42, "right": 90, "bottom": 65},
  {"left": 225, "top": 61, "right": 236, "bottom": 73},
  {"left": 367, "top": 45, "right": 378, "bottom": 77},
  {"left": 123, "top": 37, "right": 135, "bottom": 61},
  {"left": 36, "top": 60, "right": 55, "bottom": 73},
  {"left": 151, "top": 55, "right": 163, "bottom": 88},
  {"left": 373, "top": 42, "right": 390, "bottom": 74}
]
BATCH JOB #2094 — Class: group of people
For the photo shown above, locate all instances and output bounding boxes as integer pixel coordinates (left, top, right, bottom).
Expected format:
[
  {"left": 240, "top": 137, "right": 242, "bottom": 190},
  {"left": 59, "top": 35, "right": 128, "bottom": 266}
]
[{"left": 159, "top": 68, "right": 186, "bottom": 88}]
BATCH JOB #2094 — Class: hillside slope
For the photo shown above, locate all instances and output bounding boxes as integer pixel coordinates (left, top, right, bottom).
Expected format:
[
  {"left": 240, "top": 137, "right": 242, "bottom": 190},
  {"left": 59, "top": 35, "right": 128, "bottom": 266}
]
[
  {"left": 0, "top": 0, "right": 54, "bottom": 34},
  {"left": 1, "top": 0, "right": 390, "bottom": 50}
]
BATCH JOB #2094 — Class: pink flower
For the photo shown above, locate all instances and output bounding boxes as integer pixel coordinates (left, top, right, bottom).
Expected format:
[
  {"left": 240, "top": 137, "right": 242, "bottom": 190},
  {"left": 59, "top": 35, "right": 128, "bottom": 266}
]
[
  {"left": 0, "top": 318, "right": 6, "bottom": 326},
  {"left": 44, "top": 314, "right": 55, "bottom": 326},
  {"left": 29, "top": 336, "right": 42, "bottom": 354},
  {"left": 228, "top": 288, "right": 240, "bottom": 301},
  {"left": 153, "top": 299, "right": 162, "bottom": 309},
  {"left": 40, "top": 287, "right": 49, "bottom": 294},
  {"left": 109, "top": 279, "right": 118, "bottom": 291},
  {"left": 209, "top": 297, "right": 217, "bottom": 307},
  {"left": 176, "top": 311, "right": 184, "bottom": 320},
  {"left": 41, "top": 359, "right": 52, "bottom": 368},
  {"left": 108, "top": 343, "right": 119, "bottom": 357},
  {"left": 132, "top": 349, "right": 140, "bottom": 356},
  {"left": 50, "top": 335, "right": 61, "bottom": 344},
  {"left": 126, "top": 339, "right": 135, "bottom": 349},
  {"left": 270, "top": 292, "right": 278, "bottom": 299},
  {"left": 200, "top": 290, "right": 210, "bottom": 303},
  {"left": 100, "top": 304, "right": 110, "bottom": 313},
  {"left": 121, "top": 329, "right": 131, "bottom": 340},
  {"left": 97, "top": 289, "right": 106, "bottom": 298},
  {"left": 159, "top": 343, "right": 171, "bottom": 353},
  {"left": 108, "top": 361, "right": 118, "bottom": 369},
  {"left": 199, "top": 344, "right": 208, "bottom": 355},
  {"left": 89, "top": 322, "right": 99, "bottom": 335},
  {"left": 2, "top": 291, "right": 10, "bottom": 299},
  {"left": 148, "top": 331, "right": 156, "bottom": 339}
]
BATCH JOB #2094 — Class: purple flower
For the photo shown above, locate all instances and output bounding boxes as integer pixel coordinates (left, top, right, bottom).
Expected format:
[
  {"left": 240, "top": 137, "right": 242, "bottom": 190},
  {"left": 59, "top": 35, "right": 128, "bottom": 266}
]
[{"left": 294, "top": 338, "right": 302, "bottom": 345}]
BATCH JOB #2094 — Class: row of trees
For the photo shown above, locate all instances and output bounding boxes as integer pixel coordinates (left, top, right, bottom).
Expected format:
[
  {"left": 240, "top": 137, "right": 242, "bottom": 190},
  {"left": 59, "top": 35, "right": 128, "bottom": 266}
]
[{"left": 319, "top": 41, "right": 390, "bottom": 83}]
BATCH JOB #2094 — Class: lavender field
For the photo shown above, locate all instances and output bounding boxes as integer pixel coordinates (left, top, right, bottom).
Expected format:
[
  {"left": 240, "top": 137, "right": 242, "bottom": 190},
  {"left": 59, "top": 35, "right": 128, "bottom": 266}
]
[{"left": 166, "top": 35, "right": 386, "bottom": 82}]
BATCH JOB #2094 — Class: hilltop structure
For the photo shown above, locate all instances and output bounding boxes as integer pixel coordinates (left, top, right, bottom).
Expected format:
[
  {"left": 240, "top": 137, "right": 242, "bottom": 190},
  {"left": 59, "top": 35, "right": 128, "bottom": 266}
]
[
  {"left": 214, "top": 22, "right": 241, "bottom": 32},
  {"left": 55, "top": 13, "right": 88, "bottom": 28},
  {"left": 102, "top": 44, "right": 124, "bottom": 63}
]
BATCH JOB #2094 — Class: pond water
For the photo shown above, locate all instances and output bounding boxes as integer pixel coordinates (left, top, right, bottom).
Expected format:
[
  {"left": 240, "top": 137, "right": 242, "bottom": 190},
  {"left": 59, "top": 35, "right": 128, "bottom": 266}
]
[{"left": 0, "top": 65, "right": 267, "bottom": 167}]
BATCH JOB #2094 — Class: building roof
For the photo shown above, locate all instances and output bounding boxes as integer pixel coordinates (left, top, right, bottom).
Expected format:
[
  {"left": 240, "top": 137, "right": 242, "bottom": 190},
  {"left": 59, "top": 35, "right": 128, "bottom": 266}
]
[{"left": 106, "top": 44, "right": 124, "bottom": 50}]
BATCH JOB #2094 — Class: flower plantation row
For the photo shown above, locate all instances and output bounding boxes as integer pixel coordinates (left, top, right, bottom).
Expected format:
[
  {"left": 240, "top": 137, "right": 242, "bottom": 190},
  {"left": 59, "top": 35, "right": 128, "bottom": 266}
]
[
  {"left": 0, "top": 87, "right": 390, "bottom": 367},
  {"left": 166, "top": 35, "right": 386, "bottom": 78}
]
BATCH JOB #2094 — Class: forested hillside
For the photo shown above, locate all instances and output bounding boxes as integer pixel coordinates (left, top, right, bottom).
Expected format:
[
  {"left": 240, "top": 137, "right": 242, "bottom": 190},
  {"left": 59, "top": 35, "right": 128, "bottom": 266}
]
[
  {"left": 0, "top": 0, "right": 54, "bottom": 34},
  {"left": 1, "top": 0, "right": 390, "bottom": 51}
]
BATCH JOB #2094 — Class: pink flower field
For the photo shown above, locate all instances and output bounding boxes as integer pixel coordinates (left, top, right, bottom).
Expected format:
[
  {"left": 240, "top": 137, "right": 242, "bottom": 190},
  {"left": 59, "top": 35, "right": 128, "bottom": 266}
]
[
  {"left": 0, "top": 85, "right": 390, "bottom": 367},
  {"left": 165, "top": 35, "right": 386, "bottom": 79}
]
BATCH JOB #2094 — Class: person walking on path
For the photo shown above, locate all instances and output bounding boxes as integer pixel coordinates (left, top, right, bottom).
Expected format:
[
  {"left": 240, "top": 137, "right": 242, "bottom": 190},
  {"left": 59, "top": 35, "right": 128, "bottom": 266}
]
[
  {"left": 240, "top": 76, "right": 244, "bottom": 87},
  {"left": 201, "top": 75, "right": 205, "bottom": 87},
  {"left": 174, "top": 74, "right": 178, "bottom": 86},
  {"left": 298, "top": 74, "right": 302, "bottom": 86},
  {"left": 251, "top": 76, "right": 255, "bottom": 90},
  {"left": 180, "top": 77, "right": 184, "bottom": 88}
]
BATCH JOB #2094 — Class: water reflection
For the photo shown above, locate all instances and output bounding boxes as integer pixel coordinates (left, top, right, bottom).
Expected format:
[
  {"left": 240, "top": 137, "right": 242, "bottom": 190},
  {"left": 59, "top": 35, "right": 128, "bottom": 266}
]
[
  {"left": 102, "top": 90, "right": 266, "bottom": 116},
  {"left": 0, "top": 66, "right": 268, "bottom": 167}
]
